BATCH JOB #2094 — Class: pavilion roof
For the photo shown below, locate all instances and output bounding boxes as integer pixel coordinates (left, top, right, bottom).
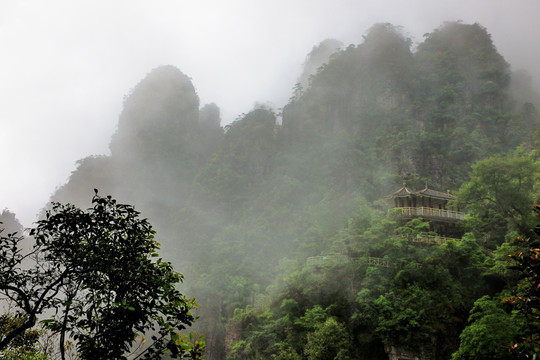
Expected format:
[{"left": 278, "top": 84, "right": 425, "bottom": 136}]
[{"left": 389, "top": 184, "right": 455, "bottom": 201}]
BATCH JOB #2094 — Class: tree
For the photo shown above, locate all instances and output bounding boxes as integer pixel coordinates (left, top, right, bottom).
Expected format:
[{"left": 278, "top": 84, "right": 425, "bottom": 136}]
[
  {"left": 501, "top": 204, "right": 540, "bottom": 357},
  {"left": 0, "top": 191, "right": 204, "bottom": 359},
  {"left": 0, "top": 313, "right": 51, "bottom": 359},
  {"left": 452, "top": 206, "right": 540, "bottom": 360},
  {"left": 456, "top": 154, "right": 540, "bottom": 246},
  {"left": 304, "top": 318, "right": 352, "bottom": 360},
  {"left": 451, "top": 295, "right": 522, "bottom": 360}
]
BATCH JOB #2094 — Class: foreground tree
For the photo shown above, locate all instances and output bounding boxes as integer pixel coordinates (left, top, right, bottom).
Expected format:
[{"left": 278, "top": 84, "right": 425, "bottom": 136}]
[
  {"left": 0, "top": 191, "right": 204, "bottom": 359},
  {"left": 0, "top": 313, "right": 50, "bottom": 359},
  {"left": 502, "top": 204, "right": 540, "bottom": 357},
  {"left": 452, "top": 205, "right": 540, "bottom": 360}
]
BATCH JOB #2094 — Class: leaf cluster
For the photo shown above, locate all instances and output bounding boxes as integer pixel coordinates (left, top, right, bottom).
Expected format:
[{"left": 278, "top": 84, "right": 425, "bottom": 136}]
[{"left": 1, "top": 192, "right": 202, "bottom": 359}]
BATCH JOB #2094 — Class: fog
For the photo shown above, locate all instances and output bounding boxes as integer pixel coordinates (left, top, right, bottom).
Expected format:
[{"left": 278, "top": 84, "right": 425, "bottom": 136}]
[{"left": 1, "top": 0, "right": 539, "bottom": 226}]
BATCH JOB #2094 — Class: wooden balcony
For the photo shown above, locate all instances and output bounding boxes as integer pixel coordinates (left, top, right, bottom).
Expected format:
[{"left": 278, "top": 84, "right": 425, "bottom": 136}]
[
  {"left": 367, "top": 257, "right": 390, "bottom": 268},
  {"left": 398, "top": 234, "right": 461, "bottom": 245},
  {"left": 306, "top": 254, "right": 348, "bottom": 267},
  {"left": 306, "top": 255, "right": 390, "bottom": 268},
  {"left": 395, "top": 207, "right": 466, "bottom": 221}
]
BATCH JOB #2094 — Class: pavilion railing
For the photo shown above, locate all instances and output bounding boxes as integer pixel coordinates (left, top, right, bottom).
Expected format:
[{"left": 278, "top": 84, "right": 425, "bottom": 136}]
[
  {"left": 395, "top": 207, "right": 466, "bottom": 221},
  {"left": 397, "top": 233, "right": 461, "bottom": 245}
]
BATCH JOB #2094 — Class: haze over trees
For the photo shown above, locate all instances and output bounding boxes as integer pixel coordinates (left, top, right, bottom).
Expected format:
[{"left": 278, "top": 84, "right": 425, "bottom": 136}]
[{"left": 2, "top": 21, "right": 540, "bottom": 359}]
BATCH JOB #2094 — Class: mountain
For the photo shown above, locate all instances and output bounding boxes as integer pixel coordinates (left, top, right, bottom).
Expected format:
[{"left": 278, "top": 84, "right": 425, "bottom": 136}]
[{"left": 43, "top": 21, "right": 539, "bottom": 359}]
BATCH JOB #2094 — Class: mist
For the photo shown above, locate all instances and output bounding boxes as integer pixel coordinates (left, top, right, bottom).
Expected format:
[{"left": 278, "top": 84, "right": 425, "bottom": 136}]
[
  {"left": 1, "top": 2, "right": 540, "bottom": 358},
  {"left": 0, "top": 0, "right": 539, "bottom": 226},
  {"left": 23, "top": 15, "right": 537, "bottom": 356}
]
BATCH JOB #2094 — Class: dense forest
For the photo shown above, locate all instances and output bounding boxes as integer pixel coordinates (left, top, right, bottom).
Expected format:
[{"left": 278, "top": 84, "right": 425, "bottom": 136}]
[{"left": 4, "top": 22, "right": 540, "bottom": 359}]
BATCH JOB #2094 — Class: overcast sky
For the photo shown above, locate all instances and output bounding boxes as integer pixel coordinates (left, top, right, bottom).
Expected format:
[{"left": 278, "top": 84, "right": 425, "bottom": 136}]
[{"left": 1, "top": 0, "right": 539, "bottom": 227}]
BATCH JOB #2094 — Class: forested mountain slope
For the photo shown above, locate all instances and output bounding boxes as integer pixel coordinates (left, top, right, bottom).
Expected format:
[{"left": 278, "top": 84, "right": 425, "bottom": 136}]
[{"left": 45, "top": 22, "right": 540, "bottom": 359}]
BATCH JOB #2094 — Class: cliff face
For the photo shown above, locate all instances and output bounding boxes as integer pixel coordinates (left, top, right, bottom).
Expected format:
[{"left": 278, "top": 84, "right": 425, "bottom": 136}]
[
  {"left": 297, "top": 38, "right": 344, "bottom": 91},
  {"left": 283, "top": 22, "right": 537, "bottom": 189},
  {"left": 49, "top": 66, "right": 224, "bottom": 268},
  {"left": 110, "top": 65, "right": 201, "bottom": 169},
  {"left": 51, "top": 22, "right": 537, "bottom": 219}
]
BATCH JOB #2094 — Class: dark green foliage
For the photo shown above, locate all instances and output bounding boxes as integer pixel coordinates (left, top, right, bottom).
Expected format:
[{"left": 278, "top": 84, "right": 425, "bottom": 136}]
[
  {"left": 366, "top": 233, "right": 489, "bottom": 359},
  {"left": 1, "top": 192, "right": 202, "bottom": 359},
  {"left": 451, "top": 295, "right": 523, "bottom": 360},
  {"left": 225, "top": 225, "right": 491, "bottom": 359},
  {"left": 501, "top": 206, "right": 540, "bottom": 356},
  {"left": 456, "top": 153, "right": 540, "bottom": 246},
  {"left": 451, "top": 206, "right": 540, "bottom": 360},
  {"left": 0, "top": 313, "right": 48, "bottom": 359},
  {"left": 304, "top": 318, "right": 352, "bottom": 360}
]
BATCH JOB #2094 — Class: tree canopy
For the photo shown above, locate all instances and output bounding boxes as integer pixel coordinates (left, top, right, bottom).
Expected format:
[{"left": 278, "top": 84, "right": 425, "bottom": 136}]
[{"left": 0, "top": 191, "right": 203, "bottom": 359}]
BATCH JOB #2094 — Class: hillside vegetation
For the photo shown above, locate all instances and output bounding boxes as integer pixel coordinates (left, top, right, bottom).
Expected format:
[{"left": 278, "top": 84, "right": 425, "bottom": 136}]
[{"left": 44, "top": 22, "right": 540, "bottom": 359}]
